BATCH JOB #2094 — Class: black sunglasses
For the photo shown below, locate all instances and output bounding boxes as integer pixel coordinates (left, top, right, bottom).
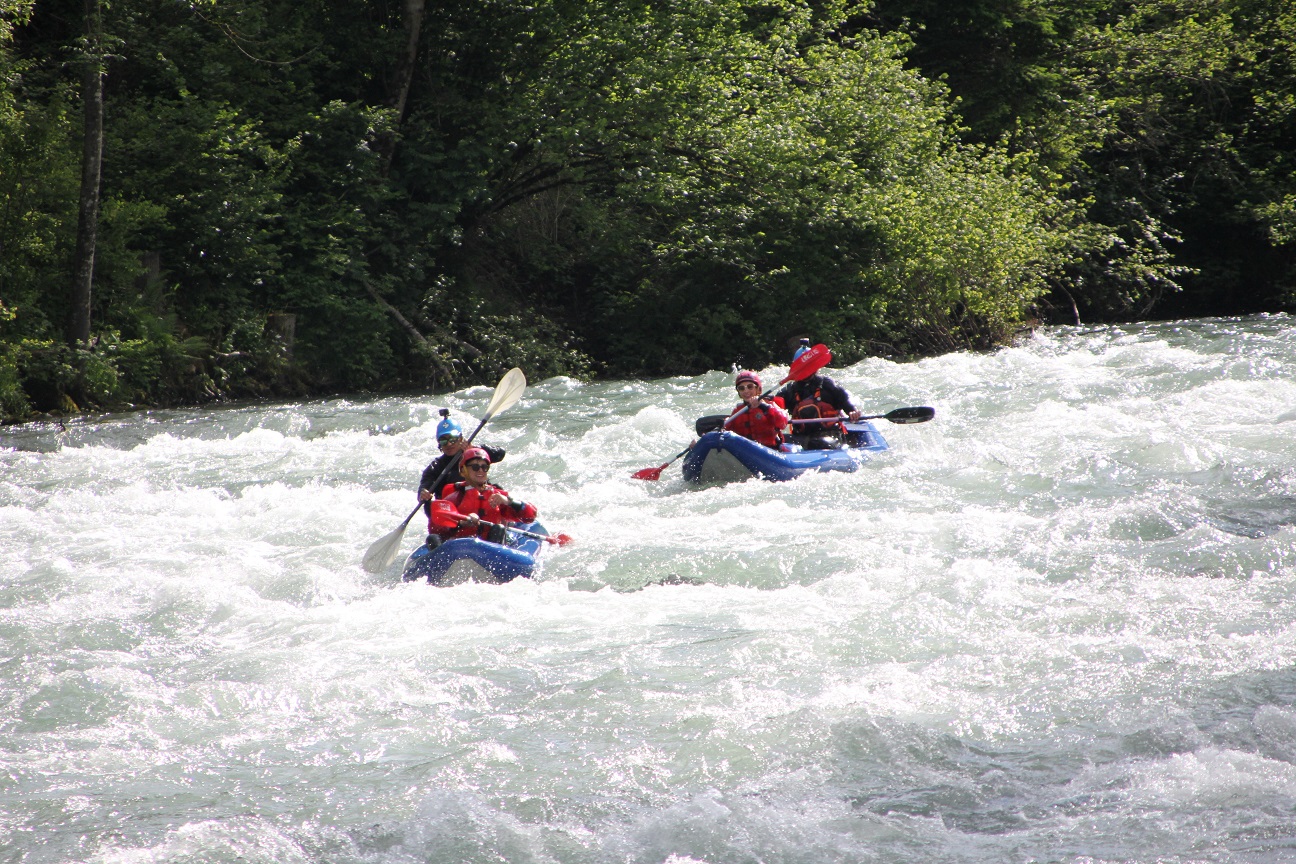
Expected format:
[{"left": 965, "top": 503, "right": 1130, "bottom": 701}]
[{"left": 464, "top": 461, "right": 489, "bottom": 470}]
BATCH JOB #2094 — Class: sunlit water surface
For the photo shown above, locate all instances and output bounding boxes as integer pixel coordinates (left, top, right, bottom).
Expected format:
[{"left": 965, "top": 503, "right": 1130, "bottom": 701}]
[{"left": 3, "top": 316, "right": 1296, "bottom": 864}]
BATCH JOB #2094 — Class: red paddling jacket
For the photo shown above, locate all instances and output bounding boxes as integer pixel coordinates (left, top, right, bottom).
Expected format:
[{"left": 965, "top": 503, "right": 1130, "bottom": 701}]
[
  {"left": 432, "top": 481, "right": 538, "bottom": 540},
  {"left": 723, "top": 399, "right": 791, "bottom": 448}
]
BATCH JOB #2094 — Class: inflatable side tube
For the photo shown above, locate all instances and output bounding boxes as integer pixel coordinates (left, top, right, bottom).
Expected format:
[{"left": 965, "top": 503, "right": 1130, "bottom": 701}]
[
  {"left": 402, "top": 521, "right": 548, "bottom": 585},
  {"left": 682, "top": 431, "right": 862, "bottom": 484}
]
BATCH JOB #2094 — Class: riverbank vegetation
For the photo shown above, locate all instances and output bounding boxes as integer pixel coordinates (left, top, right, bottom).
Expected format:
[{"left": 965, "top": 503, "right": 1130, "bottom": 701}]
[{"left": 2, "top": 0, "right": 1292, "bottom": 423}]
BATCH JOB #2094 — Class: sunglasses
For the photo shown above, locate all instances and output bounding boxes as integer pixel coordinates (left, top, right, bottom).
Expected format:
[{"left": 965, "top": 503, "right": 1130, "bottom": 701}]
[
  {"left": 438, "top": 437, "right": 462, "bottom": 448},
  {"left": 736, "top": 382, "right": 760, "bottom": 391},
  {"left": 464, "top": 461, "right": 490, "bottom": 471}
]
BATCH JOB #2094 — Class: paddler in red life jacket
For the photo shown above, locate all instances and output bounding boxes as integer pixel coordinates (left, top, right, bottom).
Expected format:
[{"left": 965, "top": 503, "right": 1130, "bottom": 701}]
[
  {"left": 427, "top": 446, "right": 537, "bottom": 547},
  {"left": 722, "top": 370, "right": 791, "bottom": 449},
  {"left": 773, "top": 339, "right": 862, "bottom": 450}
]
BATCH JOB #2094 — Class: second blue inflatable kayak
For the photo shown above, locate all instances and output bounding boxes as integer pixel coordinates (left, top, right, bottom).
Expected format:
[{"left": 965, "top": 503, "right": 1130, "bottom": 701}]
[{"left": 681, "top": 422, "right": 888, "bottom": 484}]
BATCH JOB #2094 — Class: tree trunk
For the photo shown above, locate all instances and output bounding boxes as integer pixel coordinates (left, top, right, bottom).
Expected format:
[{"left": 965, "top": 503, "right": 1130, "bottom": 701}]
[
  {"left": 377, "top": 0, "right": 425, "bottom": 176},
  {"left": 68, "top": 0, "right": 105, "bottom": 345}
]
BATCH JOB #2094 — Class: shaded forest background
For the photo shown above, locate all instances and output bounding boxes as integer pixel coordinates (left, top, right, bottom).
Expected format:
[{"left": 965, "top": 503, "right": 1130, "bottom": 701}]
[{"left": 1, "top": 0, "right": 1292, "bottom": 422}]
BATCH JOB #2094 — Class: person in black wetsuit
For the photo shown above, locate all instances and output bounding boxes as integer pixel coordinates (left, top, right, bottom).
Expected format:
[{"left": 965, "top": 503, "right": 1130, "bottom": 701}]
[
  {"left": 774, "top": 339, "right": 862, "bottom": 450},
  {"left": 416, "top": 408, "right": 505, "bottom": 513}
]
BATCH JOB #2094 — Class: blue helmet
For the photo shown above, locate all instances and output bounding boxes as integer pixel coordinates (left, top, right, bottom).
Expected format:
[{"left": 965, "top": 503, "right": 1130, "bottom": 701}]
[
  {"left": 792, "top": 338, "right": 811, "bottom": 361},
  {"left": 435, "top": 409, "right": 463, "bottom": 442}
]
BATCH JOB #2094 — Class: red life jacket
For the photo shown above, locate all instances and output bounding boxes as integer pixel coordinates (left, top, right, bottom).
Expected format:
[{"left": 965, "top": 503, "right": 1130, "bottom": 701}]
[
  {"left": 724, "top": 400, "right": 790, "bottom": 448},
  {"left": 791, "top": 385, "right": 844, "bottom": 434},
  {"left": 433, "top": 482, "right": 537, "bottom": 539}
]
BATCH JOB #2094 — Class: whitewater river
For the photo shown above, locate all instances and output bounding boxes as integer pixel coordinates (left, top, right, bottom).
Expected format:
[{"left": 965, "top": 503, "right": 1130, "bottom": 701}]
[{"left": 3, "top": 316, "right": 1296, "bottom": 864}]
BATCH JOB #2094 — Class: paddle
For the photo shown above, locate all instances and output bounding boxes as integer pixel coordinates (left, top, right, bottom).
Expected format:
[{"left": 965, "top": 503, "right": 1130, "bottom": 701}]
[
  {"left": 360, "top": 502, "right": 425, "bottom": 573},
  {"left": 699, "top": 404, "right": 935, "bottom": 435},
  {"left": 631, "top": 446, "right": 691, "bottom": 481},
  {"left": 871, "top": 406, "right": 935, "bottom": 424},
  {"left": 630, "top": 344, "right": 832, "bottom": 481},
  {"left": 361, "top": 367, "right": 528, "bottom": 573},
  {"left": 429, "top": 500, "right": 573, "bottom": 546},
  {"left": 787, "top": 406, "right": 937, "bottom": 425}
]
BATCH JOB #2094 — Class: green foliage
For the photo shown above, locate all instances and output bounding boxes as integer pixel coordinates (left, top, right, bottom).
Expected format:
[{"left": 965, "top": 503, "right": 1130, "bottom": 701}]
[
  {"left": 269, "top": 100, "right": 406, "bottom": 390},
  {"left": 3, "top": 0, "right": 1290, "bottom": 423},
  {"left": 0, "top": 341, "right": 30, "bottom": 418},
  {"left": 869, "top": 0, "right": 1296, "bottom": 321},
  {"left": 410, "top": 0, "right": 1067, "bottom": 373},
  {"left": 0, "top": 94, "right": 80, "bottom": 340},
  {"left": 2, "top": 339, "right": 113, "bottom": 414},
  {"left": 0, "top": 321, "right": 300, "bottom": 422},
  {"left": 107, "top": 94, "right": 286, "bottom": 334}
]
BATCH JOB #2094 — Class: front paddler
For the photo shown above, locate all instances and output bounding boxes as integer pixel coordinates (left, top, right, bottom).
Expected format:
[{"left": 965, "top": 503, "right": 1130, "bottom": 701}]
[
  {"left": 427, "top": 447, "right": 537, "bottom": 547},
  {"left": 722, "top": 370, "right": 790, "bottom": 449}
]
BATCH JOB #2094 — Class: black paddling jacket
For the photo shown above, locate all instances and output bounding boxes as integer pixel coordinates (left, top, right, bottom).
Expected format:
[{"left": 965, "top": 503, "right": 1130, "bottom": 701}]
[{"left": 774, "top": 375, "right": 857, "bottom": 416}]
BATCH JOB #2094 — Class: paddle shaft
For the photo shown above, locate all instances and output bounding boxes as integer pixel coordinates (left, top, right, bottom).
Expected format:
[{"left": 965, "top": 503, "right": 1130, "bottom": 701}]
[
  {"left": 785, "top": 406, "right": 934, "bottom": 425},
  {"left": 396, "top": 501, "right": 422, "bottom": 528},
  {"left": 630, "top": 445, "right": 691, "bottom": 480},
  {"left": 787, "top": 417, "right": 845, "bottom": 425},
  {"left": 422, "top": 369, "right": 525, "bottom": 501},
  {"left": 697, "top": 405, "right": 935, "bottom": 436},
  {"left": 436, "top": 509, "right": 562, "bottom": 544},
  {"left": 485, "top": 519, "right": 555, "bottom": 543}
]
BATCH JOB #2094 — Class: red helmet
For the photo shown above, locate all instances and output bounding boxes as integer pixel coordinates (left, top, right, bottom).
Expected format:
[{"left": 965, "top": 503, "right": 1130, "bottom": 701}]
[
  {"left": 735, "top": 370, "right": 762, "bottom": 389},
  {"left": 461, "top": 447, "right": 491, "bottom": 466}
]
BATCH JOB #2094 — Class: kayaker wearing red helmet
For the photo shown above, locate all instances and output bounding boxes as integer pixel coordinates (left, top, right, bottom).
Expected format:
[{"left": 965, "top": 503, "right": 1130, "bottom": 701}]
[
  {"left": 428, "top": 447, "right": 537, "bottom": 546},
  {"left": 722, "top": 370, "right": 791, "bottom": 449}
]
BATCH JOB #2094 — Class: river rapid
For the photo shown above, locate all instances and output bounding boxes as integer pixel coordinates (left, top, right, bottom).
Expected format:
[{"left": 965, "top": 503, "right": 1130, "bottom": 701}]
[{"left": 3, "top": 316, "right": 1296, "bottom": 864}]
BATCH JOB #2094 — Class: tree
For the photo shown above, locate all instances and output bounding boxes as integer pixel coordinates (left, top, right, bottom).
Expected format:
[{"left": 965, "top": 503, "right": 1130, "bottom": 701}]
[
  {"left": 0, "top": 0, "right": 1088, "bottom": 419},
  {"left": 68, "top": 0, "right": 104, "bottom": 345},
  {"left": 867, "top": 0, "right": 1296, "bottom": 321},
  {"left": 385, "top": 0, "right": 1067, "bottom": 371}
]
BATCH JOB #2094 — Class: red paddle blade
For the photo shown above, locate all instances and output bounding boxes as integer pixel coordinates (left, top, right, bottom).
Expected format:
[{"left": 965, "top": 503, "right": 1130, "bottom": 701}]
[
  {"left": 632, "top": 463, "right": 667, "bottom": 481},
  {"left": 781, "top": 342, "right": 831, "bottom": 384},
  {"left": 428, "top": 500, "right": 465, "bottom": 529},
  {"left": 547, "top": 533, "right": 574, "bottom": 546}
]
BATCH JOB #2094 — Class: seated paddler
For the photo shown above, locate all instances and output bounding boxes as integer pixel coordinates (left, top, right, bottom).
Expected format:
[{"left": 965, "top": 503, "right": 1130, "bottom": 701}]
[
  {"left": 722, "top": 370, "right": 791, "bottom": 449},
  {"left": 417, "top": 409, "right": 506, "bottom": 506},
  {"left": 774, "top": 339, "right": 862, "bottom": 450},
  {"left": 427, "top": 447, "right": 537, "bottom": 548}
]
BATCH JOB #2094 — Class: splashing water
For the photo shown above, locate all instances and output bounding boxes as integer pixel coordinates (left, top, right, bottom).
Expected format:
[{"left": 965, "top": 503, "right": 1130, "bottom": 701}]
[{"left": 3, "top": 316, "right": 1296, "bottom": 864}]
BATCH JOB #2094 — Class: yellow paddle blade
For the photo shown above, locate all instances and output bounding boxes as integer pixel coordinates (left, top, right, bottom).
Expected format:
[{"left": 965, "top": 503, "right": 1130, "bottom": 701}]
[
  {"left": 483, "top": 367, "right": 526, "bottom": 421},
  {"left": 361, "top": 523, "right": 408, "bottom": 572},
  {"left": 360, "top": 502, "right": 421, "bottom": 573}
]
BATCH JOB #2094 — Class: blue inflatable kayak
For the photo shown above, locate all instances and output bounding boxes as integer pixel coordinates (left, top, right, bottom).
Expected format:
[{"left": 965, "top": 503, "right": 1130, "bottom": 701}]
[
  {"left": 401, "top": 521, "right": 549, "bottom": 585},
  {"left": 681, "top": 422, "right": 888, "bottom": 484}
]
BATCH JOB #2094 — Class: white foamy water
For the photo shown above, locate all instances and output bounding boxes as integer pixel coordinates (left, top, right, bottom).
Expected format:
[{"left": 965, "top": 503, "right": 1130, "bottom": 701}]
[{"left": 3, "top": 316, "right": 1296, "bottom": 864}]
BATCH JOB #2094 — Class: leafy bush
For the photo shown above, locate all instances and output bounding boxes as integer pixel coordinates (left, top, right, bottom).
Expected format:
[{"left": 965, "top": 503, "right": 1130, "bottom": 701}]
[{"left": 0, "top": 342, "right": 30, "bottom": 420}]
